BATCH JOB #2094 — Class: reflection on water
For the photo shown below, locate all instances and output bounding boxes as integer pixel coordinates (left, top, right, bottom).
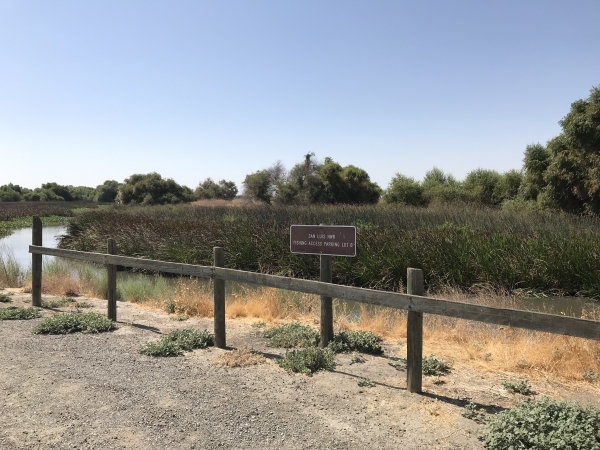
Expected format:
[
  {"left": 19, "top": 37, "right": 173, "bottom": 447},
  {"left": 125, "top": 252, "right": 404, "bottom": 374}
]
[{"left": 0, "top": 226, "right": 66, "bottom": 269}]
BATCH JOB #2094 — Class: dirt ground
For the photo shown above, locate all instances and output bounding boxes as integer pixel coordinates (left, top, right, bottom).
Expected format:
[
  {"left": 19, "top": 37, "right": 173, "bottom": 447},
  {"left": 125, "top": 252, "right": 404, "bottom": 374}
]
[{"left": 1, "top": 288, "right": 599, "bottom": 450}]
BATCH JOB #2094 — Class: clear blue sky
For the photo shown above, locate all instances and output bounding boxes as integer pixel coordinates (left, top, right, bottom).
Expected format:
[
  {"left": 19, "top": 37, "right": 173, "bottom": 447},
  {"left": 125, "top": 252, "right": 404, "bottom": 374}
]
[{"left": 1, "top": 0, "right": 599, "bottom": 191}]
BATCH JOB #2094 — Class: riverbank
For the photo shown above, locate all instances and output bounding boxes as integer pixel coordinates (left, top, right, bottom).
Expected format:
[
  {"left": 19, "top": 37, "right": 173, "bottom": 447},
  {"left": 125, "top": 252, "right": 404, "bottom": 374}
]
[{"left": 1, "top": 288, "right": 599, "bottom": 449}]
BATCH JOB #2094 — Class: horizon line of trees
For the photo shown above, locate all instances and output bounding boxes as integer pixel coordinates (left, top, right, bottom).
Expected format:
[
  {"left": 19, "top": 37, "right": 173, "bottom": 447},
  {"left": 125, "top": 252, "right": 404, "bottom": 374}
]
[{"left": 1, "top": 85, "right": 598, "bottom": 214}]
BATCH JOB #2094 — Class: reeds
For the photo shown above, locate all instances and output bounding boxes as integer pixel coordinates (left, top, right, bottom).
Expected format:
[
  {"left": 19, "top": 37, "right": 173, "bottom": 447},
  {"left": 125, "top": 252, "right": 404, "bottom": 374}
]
[{"left": 58, "top": 203, "right": 600, "bottom": 297}]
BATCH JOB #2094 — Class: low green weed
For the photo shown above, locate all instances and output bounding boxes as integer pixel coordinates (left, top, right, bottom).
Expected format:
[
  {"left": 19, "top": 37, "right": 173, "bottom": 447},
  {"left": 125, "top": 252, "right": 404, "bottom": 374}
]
[
  {"left": 484, "top": 398, "right": 600, "bottom": 449},
  {"left": 350, "top": 352, "right": 366, "bottom": 364},
  {"left": 0, "top": 307, "right": 40, "bottom": 320},
  {"left": 357, "top": 377, "right": 375, "bottom": 387},
  {"left": 264, "top": 322, "right": 320, "bottom": 348},
  {"left": 0, "top": 292, "right": 11, "bottom": 303},
  {"left": 422, "top": 354, "right": 451, "bottom": 376},
  {"left": 502, "top": 379, "right": 532, "bottom": 395},
  {"left": 278, "top": 347, "right": 335, "bottom": 375},
  {"left": 33, "top": 313, "right": 116, "bottom": 334},
  {"left": 388, "top": 358, "right": 406, "bottom": 370},
  {"left": 328, "top": 330, "right": 383, "bottom": 355},
  {"left": 171, "top": 314, "right": 188, "bottom": 321},
  {"left": 139, "top": 328, "right": 214, "bottom": 357},
  {"left": 461, "top": 402, "right": 487, "bottom": 424}
]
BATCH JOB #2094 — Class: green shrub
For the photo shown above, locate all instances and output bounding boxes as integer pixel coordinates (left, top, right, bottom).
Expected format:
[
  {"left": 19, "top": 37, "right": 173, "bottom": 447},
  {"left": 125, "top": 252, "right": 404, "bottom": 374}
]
[
  {"left": 502, "top": 379, "right": 532, "bottom": 395},
  {"left": 484, "top": 398, "right": 600, "bottom": 449},
  {"left": 584, "top": 369, "right": 599, "bottom": 383},
  {"left": 278, "top": 347, "right": 336, "bottom": 375},
  {"left": 139, "top": 328, "right": 214, "bottom": 357},
  {"left": 422, "top": 354, "right": 450, "bottom": 376},
  {"left": 42, "top": 297, "right": 76, "bottom": 308},
  {"left": 139, "top": 339, "right": 184, "bottom": 357},
  {"left": 0, "top": 307, "right": 40, "bottom": 320},
  {"left": 0, "top": 293, "right": 11, "bottom": 303},
  {"left": 264, "top": 322, "right": 320, "bottom": 348},
  {"left": 461, "top": 402, "right": 487, "bottom": 424},
  {"left": 33, "top": 313, "right": 116, "bottom": 334},
  {"left": 357, "top": 377, "right": 375, "bottom": 387},
  {"left": 328, "top": 330, "right": 383, "bottom": 355}
]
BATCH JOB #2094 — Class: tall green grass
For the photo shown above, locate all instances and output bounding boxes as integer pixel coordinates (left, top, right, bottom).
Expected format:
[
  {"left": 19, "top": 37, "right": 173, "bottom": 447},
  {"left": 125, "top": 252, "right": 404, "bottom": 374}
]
[{"left": 57, "top": 204, "right": 600, "bottom": 297}]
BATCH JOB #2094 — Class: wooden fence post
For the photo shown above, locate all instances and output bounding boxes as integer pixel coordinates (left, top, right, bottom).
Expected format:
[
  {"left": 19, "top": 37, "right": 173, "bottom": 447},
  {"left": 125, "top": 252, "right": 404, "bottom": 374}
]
[
  {"left": 31, "top": 216, "right": 42, "bottom": 307},
  {"left": 320, "top": 254, "right": 333, "bottom": 347},
  {"left": 213, "top": 247, "right": 226, "bottom": 349},
  {"left": 107, "top": 239, "right": 117, "bottom": 321},
  {"left": 406, "top": 268, "right": 424, "bottom": 393}
]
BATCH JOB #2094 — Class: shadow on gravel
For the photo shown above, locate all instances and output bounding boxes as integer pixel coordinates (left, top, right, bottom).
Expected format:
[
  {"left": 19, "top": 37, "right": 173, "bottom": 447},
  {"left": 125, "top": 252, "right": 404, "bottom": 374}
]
[
  {"left": 127, "top": 323, "right": 161, "bottom": 333},
  {"left": 332, "top": 369, "right": 406, "bottom": 391},
  {"left": 420, "top": 391, "right": 507, "bottom": 414}
]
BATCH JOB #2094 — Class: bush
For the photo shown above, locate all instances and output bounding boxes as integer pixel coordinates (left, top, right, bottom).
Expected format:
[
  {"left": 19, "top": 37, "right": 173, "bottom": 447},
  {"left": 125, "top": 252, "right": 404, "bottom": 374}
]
[
  {"left": 263, "top": 322, "right": 320, "bottom": 348},
  {"left": 502, "top": 379, "right": 532, "bottom": 395},
  {"left": 0, "top": 293, "right": 11, "bottom": 303},
  {"left": 328, "top": 330, "right": 383, "bottom": 355},
  {"left": 484, "top": 398, "right": 600, "bottom": 449},
  {"left": 383, "top": 174, "right": 426, "bottom": 206},
  {"left": 33, "top": 313, "right": 116, "bottom": 334},
  {"left": 139, "top": 328, "right": 214, "bottom": 357},
  {"left": 0, "top": 307, "right": 40, "bottom": 320},
  {"left": 278, "top": 347, "right": 336, "bottom": 375},
  {"left": 117, "top": 172, "right": 195, "bottom": 205},
  {"left": 422, "top": 354, "right": 450, "bottom": 376}
]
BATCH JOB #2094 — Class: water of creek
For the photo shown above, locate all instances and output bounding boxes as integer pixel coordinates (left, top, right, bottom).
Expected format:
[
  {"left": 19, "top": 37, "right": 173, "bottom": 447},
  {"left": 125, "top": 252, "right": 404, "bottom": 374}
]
[{"left": 1, "top": 226, "right": 597, "bottom": 319}]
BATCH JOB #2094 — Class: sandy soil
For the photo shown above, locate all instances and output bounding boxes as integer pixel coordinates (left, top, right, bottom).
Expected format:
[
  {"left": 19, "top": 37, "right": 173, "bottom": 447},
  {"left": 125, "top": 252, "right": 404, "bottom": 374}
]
[{"left": 1, "top": 288, "right": 598, "bottom": 449}]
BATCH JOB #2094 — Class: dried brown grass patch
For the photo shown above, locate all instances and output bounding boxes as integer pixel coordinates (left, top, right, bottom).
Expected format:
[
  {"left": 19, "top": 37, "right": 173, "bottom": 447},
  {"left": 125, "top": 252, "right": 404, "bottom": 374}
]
[
  {"left": 211, "top": 347, "right": 266, "bottom": 367},
  {"left": 23, "top": 274, "right": 81, "bottom": 297},
  {"left": 172, "top": 279, "right": 213, "bottom": 317}
]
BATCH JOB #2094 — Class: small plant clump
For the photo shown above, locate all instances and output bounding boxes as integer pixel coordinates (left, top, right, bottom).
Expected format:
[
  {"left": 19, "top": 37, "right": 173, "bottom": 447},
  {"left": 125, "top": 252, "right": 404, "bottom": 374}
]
[
  {"left": 278, "top": 347, "right": 336, "bottom": 375},
  {"left": 0, "top": 292, "right": 12, "bottom": 303},
  {"left": 139, "top": 328, "right": 214, "bottom": 357},
  {"left": 170, "top": 314, "right": 188, "bottom": 321},
  {"left": 350, "top": 352, "right": 366, "bottom": 364},
  {"left": 584, "top": 368, "right": 599, "bottom": 383},
  {"left": 0, "top": 307, "right": 40, "bottom": 320},
  {"left": 357, "top": 377, "right": 375, "bottom": 388},
  {"left": 388, "top": 358, "right": 407, "bottom": 370},
  {"left": 33, "top": 313, "right": 116, "bottom": 334},
  {"left": 461, "top": 402, "right": 487, "bottom": 424},
  {"left": 328, "top": 330, "right": 383, "bottom": 355},
  {"left": 264, "top": 322, "right": 320, "bottom": 348},
  {"left": 422, "top": 354, "right": 451, "bottom": 376},
  {"left": 484, "top": 398, "right": 600, "bottom": 450},
  {"left": 42, "top": 297, "right": 92, "bottom": 309},
  {"left": 212, "top": 348, "right": 265, "bottom": 368},
  {"left": 164, "top": 299, "right": 176, "bottom": 314},
  {"left": 502, "top": 379, "right": 532, "bottom": 395}
]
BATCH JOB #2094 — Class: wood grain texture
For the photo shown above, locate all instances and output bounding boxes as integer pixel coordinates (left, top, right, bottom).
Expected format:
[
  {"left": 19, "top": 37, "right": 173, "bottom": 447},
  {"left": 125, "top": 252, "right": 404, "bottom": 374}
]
[
  {"left": 107, "top": 239, "right": 117, "bottom": 322},
  {"left": 213, "top": 247, "right": 226, "bottom": 349},
  {"left": 320, "top": 254, "right": 333, "bottom": 347},
  {"left": 29, "top": 245, "right": 600, "bottom": 340},
  {"left": 31, "top": 217, "right": 42, "bottom": 307},
  {"left": 407, "top": 268, "right": 424, "bottom": 393}
]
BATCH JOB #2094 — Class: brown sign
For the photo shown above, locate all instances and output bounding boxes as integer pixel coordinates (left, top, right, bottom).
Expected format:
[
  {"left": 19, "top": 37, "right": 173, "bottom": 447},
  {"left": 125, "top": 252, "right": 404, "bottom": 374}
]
[{"left": 290, "top": 225, "right": 356, "bottom": 257}]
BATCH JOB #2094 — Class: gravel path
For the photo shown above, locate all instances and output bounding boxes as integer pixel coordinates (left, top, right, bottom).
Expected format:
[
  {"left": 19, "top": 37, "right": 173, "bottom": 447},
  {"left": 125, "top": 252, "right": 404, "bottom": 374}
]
[{"left": 1, "top": 291, "right": 490, "bottom": 449}]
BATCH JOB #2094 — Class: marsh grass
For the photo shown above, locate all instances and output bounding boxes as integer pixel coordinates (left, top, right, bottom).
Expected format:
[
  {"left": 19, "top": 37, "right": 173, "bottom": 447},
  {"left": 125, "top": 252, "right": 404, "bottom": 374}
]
[
  {"left": 59, "top": 203, "right": 600, "bottom": 297},
  {"left": 0, "top": 245, "right": 25, "bottom": 287}
]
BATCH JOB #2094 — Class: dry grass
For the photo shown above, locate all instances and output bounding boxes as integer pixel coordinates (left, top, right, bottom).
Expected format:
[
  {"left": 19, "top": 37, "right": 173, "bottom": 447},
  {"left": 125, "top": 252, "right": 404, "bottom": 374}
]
[
  {"left": 33, "top": 268, "right": 600, "bottom": 384},
  {"left": 211, "top": 347, "right": 266, "bottom": 367}
]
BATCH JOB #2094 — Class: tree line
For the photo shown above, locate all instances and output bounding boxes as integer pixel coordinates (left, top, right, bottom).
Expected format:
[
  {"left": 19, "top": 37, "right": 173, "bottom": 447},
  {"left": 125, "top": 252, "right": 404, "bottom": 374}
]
[{"left": 1, "top": 85, "right": 598, "bottom": 214}]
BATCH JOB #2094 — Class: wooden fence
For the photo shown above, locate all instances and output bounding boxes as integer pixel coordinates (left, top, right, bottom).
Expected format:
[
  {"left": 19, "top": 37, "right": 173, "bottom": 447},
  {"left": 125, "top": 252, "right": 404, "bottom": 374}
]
[{"left": 28, "top": 217, "right": 600, "bottom": 393}]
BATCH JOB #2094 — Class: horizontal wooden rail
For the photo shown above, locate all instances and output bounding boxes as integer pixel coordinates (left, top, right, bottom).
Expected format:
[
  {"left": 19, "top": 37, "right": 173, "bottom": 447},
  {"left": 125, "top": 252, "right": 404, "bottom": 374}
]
[
  {"left": 30, "top": 246, "right": 213, "bottom": 278},
  {"left": 30, "top": 245, "right": 600, "bottom": 341}
]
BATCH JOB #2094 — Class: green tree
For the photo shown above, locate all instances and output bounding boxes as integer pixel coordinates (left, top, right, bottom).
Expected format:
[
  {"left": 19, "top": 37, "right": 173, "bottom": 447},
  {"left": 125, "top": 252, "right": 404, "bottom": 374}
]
[
  {"left": 195, "top": 178, "right": 238, "bottom": 200},
  {"left": 117, "top": 173, "right": 195, "bottom": 205},
  {"left": 0, "top": 184, "right": 24, "bottom": 202},
  {"left": 243, "top": 170, "right": 274, "bottom": 203},
  {"left": 421, "top": 167, "right": 467, "bottom": 204},
  {"left": 383, "top": 174, "right": 425, "bottom": 206},
  {"left": 521, "top": 86, "right": 600, "bottom": 214},
  {"left": 95, "top": 180, "right": 120, "bottom": 203}
]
